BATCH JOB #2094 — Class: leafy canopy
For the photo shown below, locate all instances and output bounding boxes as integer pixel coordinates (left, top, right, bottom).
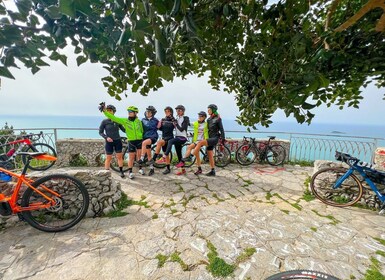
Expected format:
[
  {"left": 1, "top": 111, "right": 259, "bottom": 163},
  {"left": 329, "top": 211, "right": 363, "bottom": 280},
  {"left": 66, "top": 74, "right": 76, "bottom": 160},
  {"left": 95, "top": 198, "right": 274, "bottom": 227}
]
[{"left": 0, "top": 0, "right": 384, "bottom": 127}]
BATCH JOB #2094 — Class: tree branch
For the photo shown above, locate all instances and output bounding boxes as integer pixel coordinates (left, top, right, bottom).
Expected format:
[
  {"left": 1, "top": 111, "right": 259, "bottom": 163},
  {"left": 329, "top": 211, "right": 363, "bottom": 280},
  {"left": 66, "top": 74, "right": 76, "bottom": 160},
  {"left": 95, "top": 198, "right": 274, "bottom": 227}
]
[
  {"left": 335, "top": 0, "right": 385, "bottom": 32},
  {"left": 324, "top": 0, "right": 343, "bottom": 49}
]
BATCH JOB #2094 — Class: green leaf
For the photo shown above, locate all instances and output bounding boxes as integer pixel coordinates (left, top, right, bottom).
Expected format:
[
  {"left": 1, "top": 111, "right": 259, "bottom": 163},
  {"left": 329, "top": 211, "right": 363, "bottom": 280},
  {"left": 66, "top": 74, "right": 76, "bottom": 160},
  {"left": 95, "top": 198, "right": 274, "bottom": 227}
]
[
  {"left": 59, "top": 0, "right": 75, "bottom": 18},
  {"left": 159, "top": 66, "right": 173, "bottom": 81},
  {"left": 15, "top": 0, "right": 32, "bottom": 16},
  {"left": 0, "top": 67, "right": 15, "bottom": 79},
  {"left": 135, "top": 48, "right": 146, "bottom": 67},
  {"left": 132, "top": 83, "right": 139, "bottom": 92},
  {"left": 134, "top": 19, "right": 152, "bottom": 34},
  {"left": 76, "top": 55, "right": 88, "bottom": 66},
  {"left": 302, "top": 102, "right": 316, "bottom": 110},
  {"left": 117, "top": 28, "right": 131, "bottom": 46},
  {"left": 74, "top": 0, "right": 92, "bottom": 16},
  {"left": 44, "top": 5, "right": 62, "bottom": 19},
  {"left": 147, "top": 65, "right": 160, "bottom": 88}
]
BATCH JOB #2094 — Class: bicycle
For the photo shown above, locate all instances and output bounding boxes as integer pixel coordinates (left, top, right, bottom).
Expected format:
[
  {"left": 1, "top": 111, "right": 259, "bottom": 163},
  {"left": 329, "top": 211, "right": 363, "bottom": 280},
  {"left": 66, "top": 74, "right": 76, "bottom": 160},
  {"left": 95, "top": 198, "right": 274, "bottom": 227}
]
[
  {"left": 265, "top": 270, "right": 340, "bottom": 280},
  {"left": 109, "top": 137, "right": 173, "bottom": 172},
  {"left": 180, "top": 140, "right": 232, "bottom": 168},
  {"left": 0, "top": 152, "right": 89, "bottom": 232},
  {"left": 235, "top": 136, "right": 286, "bottom": 166},
  {"left": 0, "top": 131, "right": 57, "bottom": 171},
  {"left": 310, "top": 151, "right": 385, "bottom": 213}
]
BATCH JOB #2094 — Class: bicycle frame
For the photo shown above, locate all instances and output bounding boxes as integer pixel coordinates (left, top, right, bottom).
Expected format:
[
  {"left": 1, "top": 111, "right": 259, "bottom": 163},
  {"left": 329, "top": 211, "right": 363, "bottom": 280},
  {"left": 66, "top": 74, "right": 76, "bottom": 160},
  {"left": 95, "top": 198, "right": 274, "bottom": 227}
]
[
  {"left": 335, "top": 164, "right": 385, "bottom": 204},
  {"left": 0, "top": 154, "right": 60, "bottom": 213}
]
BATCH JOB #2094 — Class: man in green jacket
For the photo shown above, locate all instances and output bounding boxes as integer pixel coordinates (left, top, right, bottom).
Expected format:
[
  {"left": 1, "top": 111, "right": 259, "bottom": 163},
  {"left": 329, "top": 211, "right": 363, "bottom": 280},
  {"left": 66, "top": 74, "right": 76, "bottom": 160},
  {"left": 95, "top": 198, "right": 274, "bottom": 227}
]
[{"left": 99, "top": 103, "right": 143, "bottom": 179}]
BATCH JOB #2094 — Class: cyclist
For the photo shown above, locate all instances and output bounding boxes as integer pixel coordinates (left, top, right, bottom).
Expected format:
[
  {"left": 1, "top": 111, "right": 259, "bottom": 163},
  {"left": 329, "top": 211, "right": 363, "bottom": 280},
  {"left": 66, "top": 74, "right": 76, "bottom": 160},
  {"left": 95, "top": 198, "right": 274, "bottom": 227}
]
[
  {"left": 158, "top": 105, "right": 190, "bottom": 175},
  {"left": 137, "top": 106, "right": 159, "bottom": 176},
  {"left": 152, "top": 106, "right": 175, "bottom": 175},
  {"left": 99, "top": 103, "right": 144, "bottom": 179},
  {"left": 176, "top": 111, "right": 208, "bottom": 168},
  {"left": 98, "top": 105, "right": 126, "bottom": 178},
  {"left": 193, "top": 104, "right": 225, "bottom": 176}
]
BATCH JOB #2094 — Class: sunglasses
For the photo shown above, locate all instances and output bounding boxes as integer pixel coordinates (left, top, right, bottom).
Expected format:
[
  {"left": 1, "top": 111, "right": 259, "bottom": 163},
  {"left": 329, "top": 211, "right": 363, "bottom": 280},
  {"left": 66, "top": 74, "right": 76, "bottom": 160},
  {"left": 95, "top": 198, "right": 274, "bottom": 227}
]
[{"left": 127, "top": 110, "right": 134, "bottom": 113}]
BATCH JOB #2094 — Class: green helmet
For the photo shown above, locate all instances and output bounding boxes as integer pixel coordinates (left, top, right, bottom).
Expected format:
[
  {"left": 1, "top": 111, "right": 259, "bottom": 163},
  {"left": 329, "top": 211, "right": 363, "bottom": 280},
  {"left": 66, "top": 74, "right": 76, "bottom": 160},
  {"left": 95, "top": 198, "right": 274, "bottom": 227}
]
[{"left": 127, "top": 106, "right": 139, "bottom": 113}]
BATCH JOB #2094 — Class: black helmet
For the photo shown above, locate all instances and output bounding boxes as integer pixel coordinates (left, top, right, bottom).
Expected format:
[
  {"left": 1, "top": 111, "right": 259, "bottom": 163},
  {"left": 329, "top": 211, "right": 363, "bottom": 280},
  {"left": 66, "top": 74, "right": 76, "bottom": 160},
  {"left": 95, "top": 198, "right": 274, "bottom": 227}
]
[
  {"left": 146, "top": 105, "right": 157, "bottom": 116},
  {"left": 175, "top": 105, "right": 185, "bottom": 111},
  {"left": 164, "top": 106, "right": 173, "bottom": 114},
  {"left": 198, "top": 111, "right": 207, "bottom": 117},
  {"left": 208, "top": 104, "right": 218, "bottom": 111},
  {"left": 106, "top": 105, "right": 116, "bottom": 113}
]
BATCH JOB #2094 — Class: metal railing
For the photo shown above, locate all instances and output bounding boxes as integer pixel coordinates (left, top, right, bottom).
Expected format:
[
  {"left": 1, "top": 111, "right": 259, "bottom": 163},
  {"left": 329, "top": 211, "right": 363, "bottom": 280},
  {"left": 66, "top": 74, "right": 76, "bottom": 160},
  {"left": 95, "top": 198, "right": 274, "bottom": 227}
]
[{"left": 1, "top": 128, "right": 384, "bottom": 163}]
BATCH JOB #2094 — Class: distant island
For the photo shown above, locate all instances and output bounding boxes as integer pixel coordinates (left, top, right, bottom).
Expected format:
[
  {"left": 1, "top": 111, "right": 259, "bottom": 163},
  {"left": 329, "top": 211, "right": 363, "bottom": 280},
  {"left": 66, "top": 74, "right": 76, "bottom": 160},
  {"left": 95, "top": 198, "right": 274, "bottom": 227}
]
[{"left": 331, "top": 131, "right": 347, "bottom": 134}]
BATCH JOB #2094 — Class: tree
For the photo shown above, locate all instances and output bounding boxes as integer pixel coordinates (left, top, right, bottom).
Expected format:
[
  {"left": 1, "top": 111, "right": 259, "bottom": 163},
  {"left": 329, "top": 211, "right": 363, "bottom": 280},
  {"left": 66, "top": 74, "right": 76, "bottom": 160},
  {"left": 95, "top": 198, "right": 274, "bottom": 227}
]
[{"left": 1, "top": 0, "right": 384, "bottom": 127}]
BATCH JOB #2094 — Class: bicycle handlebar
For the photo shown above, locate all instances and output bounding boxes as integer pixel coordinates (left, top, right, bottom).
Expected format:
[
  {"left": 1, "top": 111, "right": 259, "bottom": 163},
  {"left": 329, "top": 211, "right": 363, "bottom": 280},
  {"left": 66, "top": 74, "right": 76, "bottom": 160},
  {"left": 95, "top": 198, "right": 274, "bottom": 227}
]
[
  {"left": 21, "top": 131, "right": 43, "bottom": 141},
  {"left": 335, "top": 151, "right": 359, "bottom": 166}
]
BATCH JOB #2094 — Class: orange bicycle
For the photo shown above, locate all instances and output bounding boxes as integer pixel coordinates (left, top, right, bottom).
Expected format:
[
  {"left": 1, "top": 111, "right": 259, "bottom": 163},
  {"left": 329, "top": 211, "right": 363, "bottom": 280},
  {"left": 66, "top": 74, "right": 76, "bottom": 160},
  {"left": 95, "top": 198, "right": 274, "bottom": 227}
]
[{"left": 0, "top": 152, "right": 89, "bottom": 232}]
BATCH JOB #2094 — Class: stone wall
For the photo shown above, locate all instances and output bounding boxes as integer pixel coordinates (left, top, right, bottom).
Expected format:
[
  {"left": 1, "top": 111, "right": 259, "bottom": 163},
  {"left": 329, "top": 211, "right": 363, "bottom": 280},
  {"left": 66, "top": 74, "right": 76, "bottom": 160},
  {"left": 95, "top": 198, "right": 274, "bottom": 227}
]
[
  {"left": 56, "top": 139, "right": 105, "bottom": 167},
  {"left": 313, "top": 160, "right": 385, "bottom": 209},
  {"left": 0, "top": 169, "right": 122, "bottom": 228}
]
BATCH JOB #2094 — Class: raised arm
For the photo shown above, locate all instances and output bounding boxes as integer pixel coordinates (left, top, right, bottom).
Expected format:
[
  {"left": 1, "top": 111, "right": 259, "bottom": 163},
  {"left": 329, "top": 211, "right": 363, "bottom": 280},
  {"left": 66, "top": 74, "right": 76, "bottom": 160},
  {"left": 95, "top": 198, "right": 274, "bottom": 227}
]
[{"left": 103, "top": 110, "right": 127, "bottom": 126}]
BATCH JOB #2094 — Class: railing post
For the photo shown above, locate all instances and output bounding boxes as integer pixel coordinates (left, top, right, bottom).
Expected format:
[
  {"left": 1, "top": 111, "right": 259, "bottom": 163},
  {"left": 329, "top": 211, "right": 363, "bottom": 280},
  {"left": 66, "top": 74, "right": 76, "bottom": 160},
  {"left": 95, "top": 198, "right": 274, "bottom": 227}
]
[{"left": 53, "top": 128, "right": 58, "bottom": 144}]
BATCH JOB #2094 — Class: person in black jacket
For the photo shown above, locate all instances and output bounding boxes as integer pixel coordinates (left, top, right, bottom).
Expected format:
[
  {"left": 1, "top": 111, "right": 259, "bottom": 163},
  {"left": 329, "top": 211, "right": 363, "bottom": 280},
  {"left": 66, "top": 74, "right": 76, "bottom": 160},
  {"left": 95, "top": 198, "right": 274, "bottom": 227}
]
[
  {"left": 160, "top": 105, "right": 190, "bottom": 175},
  {"left": 152, "top": 106, "right": 176, "bottom": 175},
  {"left": 193, "top": 104, "right": 225, "bottom": 176},
  {"left": 99, "top": 105, "right": 126, "bottom": 178}
]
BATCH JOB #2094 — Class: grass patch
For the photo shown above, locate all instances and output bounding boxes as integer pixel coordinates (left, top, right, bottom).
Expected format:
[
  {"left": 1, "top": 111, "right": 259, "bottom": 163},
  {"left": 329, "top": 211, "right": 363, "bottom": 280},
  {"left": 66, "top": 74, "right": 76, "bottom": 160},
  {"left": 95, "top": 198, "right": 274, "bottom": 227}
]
[
  {"left": 228, "top": 193, "right": 236, "bottom": 199},
  {"left": 311, "top": 209, "right": 340, "bottom": 225},
  {"left": 152, "top": 213, "right": 158, "bottom": 219},
  {"left": 182, "top": 194, "right": 196, "bottom": 207},
  {"left": 206, "top": 240, "right": 235, "bottom": 277},
  {"left": 310, "top": 227, "right": 317, "bottom": 232},
  {"left": 163, "top": 201, "right": 176, "bottom": 208},
  {"left": 170, "top": 252, "right": 189, "bottom": 271},
  {"left": 104, "top": 192, "right": 131, "bottom": 217},
  {"left": 69, "top": 154, "right": 88, "bottom": 167},
  {"left": 170, "top": 208, "right": 177, "bottom": 214},
  {"left": 212, "top": 193, "right": 225, "bottom": 202},
  {"left": 156, "top": 254, "right": 168, "bottom": 268},
  {"left": 288, "top": 160, "right": 314, "bottom": 167},
  {"left": 302, "top": 176, "right": 315, "bottom": 202},
  {"left": 273, "top": 193, "right": 302, "bottom": 211},
  {"left": 280, "top": 209, "right": 290, "bottom": 215},
  {"left": 373, "top": 237, "right": 385, "bottom": 246},
  {"left": 265, "top": 192, "right": 272, "bottom": 200},
  {"left": 376, "top": 250, "right": 385, "bottom": 257},
  {"left": 235, "top": 248, "right": 256, "bottom": 264},
  {"left": 362, "top": 257, "right": 385, "bottom": 280}
]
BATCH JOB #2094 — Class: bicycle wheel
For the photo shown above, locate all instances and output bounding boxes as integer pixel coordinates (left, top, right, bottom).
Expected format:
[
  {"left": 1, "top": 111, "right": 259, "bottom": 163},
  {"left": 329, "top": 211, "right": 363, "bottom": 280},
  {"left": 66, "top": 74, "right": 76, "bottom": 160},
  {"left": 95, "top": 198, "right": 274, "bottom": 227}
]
[
  {"left": 266, "top": 144, "right": 286, "bottom": 166},
  {"left": 21, "top": 174, "right": 89, "bottom": 232},
  {"left": 235, "top": 144, "right": 257, "bottom": 166},
  {"left": 110, "top": 145, "right": 129, "bottom": 172},
  {"left": 310, "top": 167, "right": 363, "bottom": 207},
  {"left": 265, "top": 270, "right": 340, "bottom": 280},
  {"left": 181, "top": 143, "right": 196, "bottom": 167},
  {"left": 22, "top": 143, "right": 57, "bottom": 171},
  {"left": 214, "top": 143, "right": 231, "bottom": 167},
  {"left": 152, "top": 146, "right": 173, "bottom": 168}
]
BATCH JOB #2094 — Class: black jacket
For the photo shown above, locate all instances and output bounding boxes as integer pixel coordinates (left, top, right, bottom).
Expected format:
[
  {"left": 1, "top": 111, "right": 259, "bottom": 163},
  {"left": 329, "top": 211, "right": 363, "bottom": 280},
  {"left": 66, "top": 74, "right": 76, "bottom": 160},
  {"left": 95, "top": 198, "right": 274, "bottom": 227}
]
[{"left": 207, "top": 115, "right": 225, "bottom": 139}]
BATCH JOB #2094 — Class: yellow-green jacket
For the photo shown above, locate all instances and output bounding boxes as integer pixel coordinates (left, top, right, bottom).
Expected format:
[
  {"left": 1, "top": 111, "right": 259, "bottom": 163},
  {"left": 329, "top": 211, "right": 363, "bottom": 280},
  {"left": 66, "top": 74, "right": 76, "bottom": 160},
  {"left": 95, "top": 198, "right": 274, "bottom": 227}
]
[
  {"left": 193, "top": 121, "right": 208, "bottom": 142},
  {"left": 103, "top": 111, "right": 143, "bottom": 140}
]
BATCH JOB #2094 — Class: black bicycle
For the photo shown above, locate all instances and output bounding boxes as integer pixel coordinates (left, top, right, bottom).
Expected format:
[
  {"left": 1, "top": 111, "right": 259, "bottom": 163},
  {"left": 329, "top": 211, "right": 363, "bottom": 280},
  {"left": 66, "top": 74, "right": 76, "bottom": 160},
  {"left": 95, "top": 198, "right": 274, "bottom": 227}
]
[
  {"left": 180, "top": 141, "right": 231, "bottom": 168},
  {"left": 235, "top": 136, "right": 286, "bottom": 166},
  {"left": 265, "top": 270, "right": 340, "bottom": 280}
]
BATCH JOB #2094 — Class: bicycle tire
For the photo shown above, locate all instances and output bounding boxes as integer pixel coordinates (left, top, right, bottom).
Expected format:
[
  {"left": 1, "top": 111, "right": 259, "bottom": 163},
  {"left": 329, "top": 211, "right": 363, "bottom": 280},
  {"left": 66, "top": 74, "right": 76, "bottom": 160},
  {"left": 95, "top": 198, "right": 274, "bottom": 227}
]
[
  {"left": 21, "top": 174, "right": 89, "bottom": 232},
  {"left": 110, "top": 145, "right": 129, "bottom": 173},
  {"left": 235, "top": 144, "right": 257, "bottom": 166},
  {"left": 310, "top": 167, "right": 363, "bottom": 207},
  {"left": 181, "top": 143, "right": 196, "bottom": 167},
  {"left": 152, "top": 146, "right": 173, "bottom": 168},
  {"left": 265, "top": 270, "right": 340, "bottom": 280},
  {"left": 266, "top": 144, "right": 286, "bottom": 166},
  {"left": 22, "top": 143, "right": 57, "bottom": 171},
  {"left": 214, "top": 143, "right": 231, "bottom": 167}
]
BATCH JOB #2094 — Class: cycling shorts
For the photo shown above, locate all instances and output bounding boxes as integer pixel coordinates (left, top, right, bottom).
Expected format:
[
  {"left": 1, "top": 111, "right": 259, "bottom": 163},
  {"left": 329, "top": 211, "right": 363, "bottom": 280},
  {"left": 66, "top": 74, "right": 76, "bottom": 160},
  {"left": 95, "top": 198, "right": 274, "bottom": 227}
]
[
  {"left": 105, "top": 139, "right": 123, "bottom": 155},
  {"left": 128, "top": 140, "right": 142, "bottom": 153},
  {"left": 207, "top": 137, "right": 219, "bottom": 151}
]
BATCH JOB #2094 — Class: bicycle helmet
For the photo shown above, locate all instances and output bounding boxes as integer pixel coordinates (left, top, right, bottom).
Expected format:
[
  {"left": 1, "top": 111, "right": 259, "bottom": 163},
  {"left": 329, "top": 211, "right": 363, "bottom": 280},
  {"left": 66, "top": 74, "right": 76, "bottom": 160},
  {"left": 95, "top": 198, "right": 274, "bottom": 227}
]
[
  {"left": 175, "top": 105, "right": 185, "bottom": 111},
  {"left": 127, "top": 105, "right": 139, "bottom": 113},
  {"left": 146, "top": 105, "right": 157, "bottom": 116},
  {"left": 106, "top": 105, "right": 116, "bottom": 113},
  {"left": 198, "top": 111, "right": 207, "bottom": 117},
  {"left": 207, "top": 104, "right": 218, "bottom": 111},
  {"left": 164, "top": 106, "right": 173, "bottom": 114}
]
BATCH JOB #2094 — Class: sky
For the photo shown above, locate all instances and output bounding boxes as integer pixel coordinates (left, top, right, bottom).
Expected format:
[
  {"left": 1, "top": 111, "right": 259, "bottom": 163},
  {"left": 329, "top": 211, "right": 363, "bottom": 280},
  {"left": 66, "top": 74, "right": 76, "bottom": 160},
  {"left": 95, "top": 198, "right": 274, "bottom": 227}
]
[{"left": 0, "top": 50, "right": 384, "bottom": 126}]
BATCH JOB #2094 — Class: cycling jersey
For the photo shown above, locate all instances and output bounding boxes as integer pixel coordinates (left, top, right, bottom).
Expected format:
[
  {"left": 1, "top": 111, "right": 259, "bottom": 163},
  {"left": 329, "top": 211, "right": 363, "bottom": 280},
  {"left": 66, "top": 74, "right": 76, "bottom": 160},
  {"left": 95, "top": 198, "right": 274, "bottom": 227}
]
[
  {"left": 142, "top": 117, "right": 159, "bottom": 140},
  {"left": 207, "top": 115, "right": 225, "bottom": 139},
  {"left": 193, "top": 121, "right": 208, "bottom": 142},
  {"left": 175, "top": 116, "right": 190, "bottom": 138},
  {"left": 99, "top": 119, "right": 125, "bottom": 140},
  {"left": 159, "top": 116, "right": 175, "bottom": 140},
  {"left": 103, "top": 111, "right": 143, "bottom": 140}
]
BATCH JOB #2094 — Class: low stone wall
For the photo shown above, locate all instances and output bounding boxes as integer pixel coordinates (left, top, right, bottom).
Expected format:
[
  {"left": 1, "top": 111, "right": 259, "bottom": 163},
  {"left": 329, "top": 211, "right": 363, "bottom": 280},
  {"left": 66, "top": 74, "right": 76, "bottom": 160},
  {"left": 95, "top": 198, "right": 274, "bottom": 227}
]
[
  {"left": 56, "top": 139, "right": 105, "bottom": 167},
  {"left": 0, "top": 169, "right": 122, "bottom": 227},
  {"left": 313, "top": 160, "right": 385, "bottom": 209}
]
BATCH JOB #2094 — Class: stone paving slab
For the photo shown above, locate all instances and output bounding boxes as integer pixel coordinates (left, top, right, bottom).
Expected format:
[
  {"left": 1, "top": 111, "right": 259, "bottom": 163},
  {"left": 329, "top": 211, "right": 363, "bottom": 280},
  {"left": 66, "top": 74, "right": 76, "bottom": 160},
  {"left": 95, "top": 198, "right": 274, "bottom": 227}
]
[{"left": 1, "top": 164, "right": 385, "bottom": 280}]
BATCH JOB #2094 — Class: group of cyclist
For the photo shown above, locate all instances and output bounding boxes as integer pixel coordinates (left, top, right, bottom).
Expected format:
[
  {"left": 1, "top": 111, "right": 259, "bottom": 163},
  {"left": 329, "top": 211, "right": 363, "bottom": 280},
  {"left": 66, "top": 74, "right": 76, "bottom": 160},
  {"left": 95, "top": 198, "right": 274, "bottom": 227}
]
[{"left": 98, "top": 103, "right": 225, "bottom": 179}]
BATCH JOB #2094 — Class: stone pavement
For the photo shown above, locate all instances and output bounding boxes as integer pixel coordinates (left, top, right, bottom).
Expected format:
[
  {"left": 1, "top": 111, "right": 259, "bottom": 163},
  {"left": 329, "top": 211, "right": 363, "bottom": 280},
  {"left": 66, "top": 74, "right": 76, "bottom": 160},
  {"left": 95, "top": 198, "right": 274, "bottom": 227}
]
[{"left": 1, "top": 164, "right": 385, "bottom": 280}]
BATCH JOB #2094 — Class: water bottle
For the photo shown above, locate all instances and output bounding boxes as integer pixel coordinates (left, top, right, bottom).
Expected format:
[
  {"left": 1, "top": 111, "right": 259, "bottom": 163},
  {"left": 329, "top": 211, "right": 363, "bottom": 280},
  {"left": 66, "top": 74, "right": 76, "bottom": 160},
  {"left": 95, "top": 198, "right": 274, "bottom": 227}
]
[
  {"left": 6, "top": 148, "right": 15, "bottom": 157},
  {"left": 0, "top": 172, "right": 12, "bottom": 182}
]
